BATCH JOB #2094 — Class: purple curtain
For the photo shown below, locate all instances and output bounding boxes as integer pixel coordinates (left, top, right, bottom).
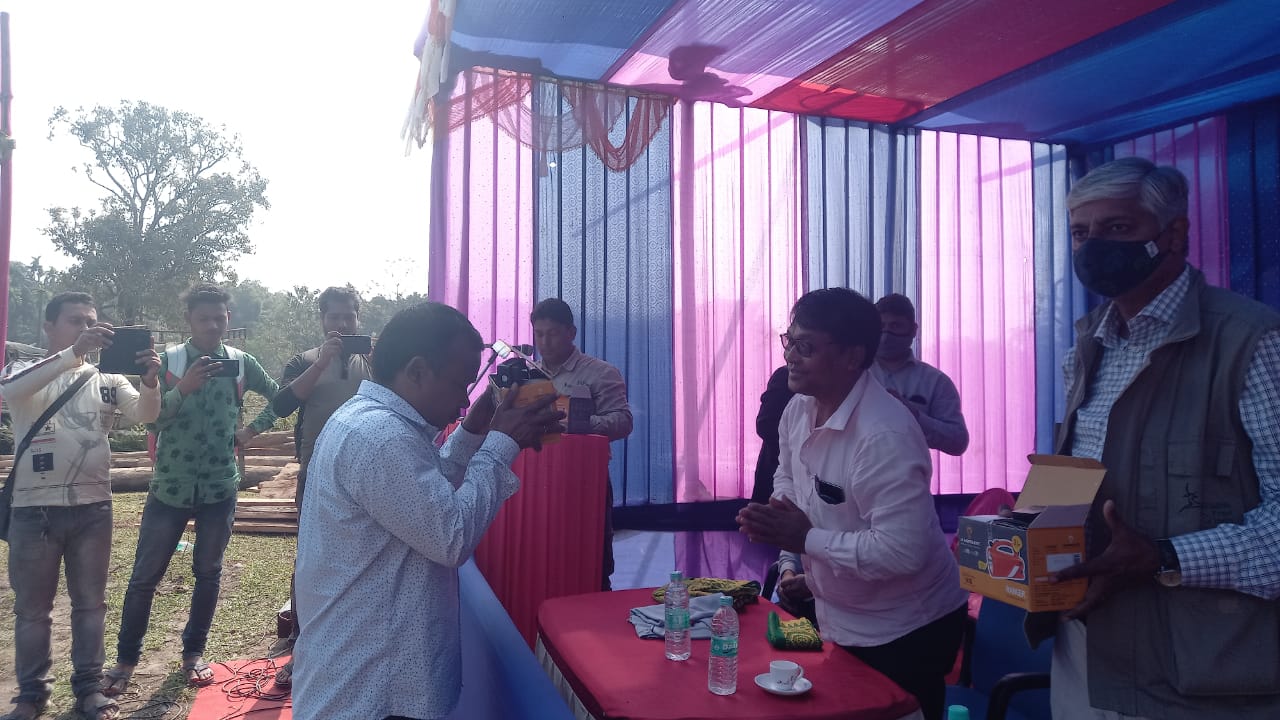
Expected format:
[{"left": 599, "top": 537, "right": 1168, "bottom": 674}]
[
  {"left": 921, "top": 131, "right": 1037, "bottom": 494},
  {"left": 428, "top": 69, "right": 537, "bottom": 371},
  {"left": 1112, "top": 117, "right": 1229, "bottom": 288},
  {"left": 671, "top": 101, "right": 803, "bottom": 503},
  {"left": 671, "top": 101, "right": 803, "bottom": 583}
]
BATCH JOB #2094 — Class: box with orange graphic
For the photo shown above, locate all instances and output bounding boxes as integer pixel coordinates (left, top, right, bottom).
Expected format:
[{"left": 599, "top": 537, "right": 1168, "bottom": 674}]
[{"left": 956, "top": 455, "right": 1106, "bottom": 612}]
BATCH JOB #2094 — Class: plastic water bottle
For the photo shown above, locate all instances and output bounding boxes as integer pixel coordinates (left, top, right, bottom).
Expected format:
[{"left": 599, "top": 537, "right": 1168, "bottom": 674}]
[
  {"left": 664, "top": 571, "right": 691, "bottom": 661},
  {"left": 708, "top": 595, "right": 739, "bottom": 695},
  {"left": 947, "top": 706, "right": 971, "bottom": 720}
]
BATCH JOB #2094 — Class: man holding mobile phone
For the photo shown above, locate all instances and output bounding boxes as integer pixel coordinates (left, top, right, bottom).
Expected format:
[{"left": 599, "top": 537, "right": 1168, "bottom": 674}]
[
  {"left": 105, "top": 284, "right": 279, "bottom": 694},
  {"left": 0, "top": 292, "right": 160, "bottom": 720},
  {"left": 268, "top": 286, "right": 372, "bottom": 686}
]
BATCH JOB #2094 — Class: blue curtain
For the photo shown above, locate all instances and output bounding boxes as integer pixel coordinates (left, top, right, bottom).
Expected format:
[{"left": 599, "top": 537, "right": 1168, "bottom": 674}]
[
  {"left": 534, "top": 81, "right": 676, "bottom": 506},
  {"left": 803, "top": 117, "right": 919, "bottom": 300},
  {"left": 1228, "top": 98, "right": 1280, "bottom": 308},
  {"left": 1032, "top": 143, "right": 1082, "bottom": 453}
]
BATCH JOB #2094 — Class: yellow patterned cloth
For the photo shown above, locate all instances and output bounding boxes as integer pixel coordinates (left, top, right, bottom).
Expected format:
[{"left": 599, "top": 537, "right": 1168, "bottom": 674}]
[
  {"left": 767, "top": 611, "right": 823, "bottom": 651},
  {"left": 650, "top": 578, "right": 761, "bottom": 611}
]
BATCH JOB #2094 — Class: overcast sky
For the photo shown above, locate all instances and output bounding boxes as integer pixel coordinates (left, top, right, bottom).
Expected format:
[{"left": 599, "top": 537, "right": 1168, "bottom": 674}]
[{"left": 5, "top": 0, "right": 431, "bottom": 295}]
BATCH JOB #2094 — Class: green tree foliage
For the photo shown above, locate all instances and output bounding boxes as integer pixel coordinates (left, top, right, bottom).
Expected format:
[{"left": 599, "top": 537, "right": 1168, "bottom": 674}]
[
  {"left": 43, "top": 101, "right": 269, "bottom": 326},
  {"left": 235, "top": 283, "right": 323, "bottom": 376},
  {"left": 5, "top": 264, "right": 431, "bottom": 379},
  {"left": 5, "top": 258, "right": 64, "bottom": 345}
]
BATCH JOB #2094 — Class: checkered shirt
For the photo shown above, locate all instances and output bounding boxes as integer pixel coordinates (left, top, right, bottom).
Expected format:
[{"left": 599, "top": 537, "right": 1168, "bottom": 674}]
[{"left": 1064, "top": 266, "right": 1280, "bottom": 600}]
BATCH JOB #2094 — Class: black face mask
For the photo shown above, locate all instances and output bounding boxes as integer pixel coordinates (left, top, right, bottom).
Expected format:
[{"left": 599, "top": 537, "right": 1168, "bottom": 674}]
[{"left": 1072, "top": 237, "right": 1167, "bottom": 298}]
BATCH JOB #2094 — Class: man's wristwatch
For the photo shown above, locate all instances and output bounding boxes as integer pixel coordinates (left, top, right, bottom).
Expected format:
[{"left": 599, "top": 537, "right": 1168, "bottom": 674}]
[{"left": 1155, "top": 538, "right": 1182, "bottom": 588}]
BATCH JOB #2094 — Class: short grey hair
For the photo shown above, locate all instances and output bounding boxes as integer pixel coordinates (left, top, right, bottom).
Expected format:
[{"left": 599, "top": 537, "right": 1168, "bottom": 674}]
[{"left": 1067, "top": 157, "right": 1189, "bottom": 229}]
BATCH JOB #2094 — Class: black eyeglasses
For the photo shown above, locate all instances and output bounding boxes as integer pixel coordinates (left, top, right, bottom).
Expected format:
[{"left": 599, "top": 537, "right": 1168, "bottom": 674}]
[{"left": 779, "top": 333, "right": 832, "bottom": 358}]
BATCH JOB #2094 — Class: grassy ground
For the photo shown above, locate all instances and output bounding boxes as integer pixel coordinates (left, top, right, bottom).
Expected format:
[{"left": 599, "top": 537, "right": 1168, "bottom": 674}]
[{"left": 0, "top": 492, "right": 296, "bottom": 719}]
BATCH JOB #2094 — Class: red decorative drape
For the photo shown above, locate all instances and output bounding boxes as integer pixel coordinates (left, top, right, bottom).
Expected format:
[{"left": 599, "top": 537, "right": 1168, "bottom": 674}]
[{"left": 426, "top": 68, "right": 672, "bottom": 172}]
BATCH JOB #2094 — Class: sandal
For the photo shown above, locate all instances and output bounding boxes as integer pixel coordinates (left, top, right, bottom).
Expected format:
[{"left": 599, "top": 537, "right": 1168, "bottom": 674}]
[
  {"left": 79, "top": 692, "right": 120, "bottom": 720},
  {"left": 182, "top": 655, "right": 216, "bottom": 687},
  {"left": 101, "top": 666, "right": 133, "bottom": 698},
  {"left": 273, "top": 658, "right": 293, "bottom": 688}
]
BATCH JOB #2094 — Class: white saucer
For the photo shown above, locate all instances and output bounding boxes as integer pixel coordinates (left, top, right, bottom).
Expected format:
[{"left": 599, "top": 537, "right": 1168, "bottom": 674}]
[{"left": 754, "top": 673, "right": 813, "bottom": 696}]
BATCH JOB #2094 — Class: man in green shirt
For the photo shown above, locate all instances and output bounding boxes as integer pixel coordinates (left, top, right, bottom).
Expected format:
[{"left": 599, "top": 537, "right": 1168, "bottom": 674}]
[{"left": 104, "top": 284, "right": 278, "bottom": 693}]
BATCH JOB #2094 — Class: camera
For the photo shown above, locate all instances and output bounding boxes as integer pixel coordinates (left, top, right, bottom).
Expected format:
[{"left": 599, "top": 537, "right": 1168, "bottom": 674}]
[{"left": 492, "top": 357, "right": 549, "bottom": 389}]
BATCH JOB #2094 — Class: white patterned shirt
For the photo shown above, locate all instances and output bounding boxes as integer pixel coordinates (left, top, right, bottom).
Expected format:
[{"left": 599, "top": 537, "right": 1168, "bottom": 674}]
[
  {"left": 291, "top": 381, "right": 520, "bottom": 720},
  {"left": 0, "top": 347, "right": 160, "bottom": 506},
  {"left": 1064, "top": 266, "right": 1280, "bottom": 600}
]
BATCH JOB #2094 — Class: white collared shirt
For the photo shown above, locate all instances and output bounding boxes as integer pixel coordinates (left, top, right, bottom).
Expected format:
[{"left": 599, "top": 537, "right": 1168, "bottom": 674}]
[{"left": 774, "top": 371, "right": 967, "bottom": 646}]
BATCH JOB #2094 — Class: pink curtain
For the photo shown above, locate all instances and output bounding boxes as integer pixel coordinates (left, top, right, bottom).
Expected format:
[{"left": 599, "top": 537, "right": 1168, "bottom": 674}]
[
  {"left": 671, "top": 101, "right": 803, "bottom": 585},
  {"left": 428, "top": 69, "right": 536, "bottom": 368},
  {"left": 921, "top": 132, "right": 1036, "bottom": 494},
  {"left": 1112, "top": 117, "right": 1228, "bottom": 287},
  {"left": 671, "top": 101, "right": 804, "bottom": 503}
]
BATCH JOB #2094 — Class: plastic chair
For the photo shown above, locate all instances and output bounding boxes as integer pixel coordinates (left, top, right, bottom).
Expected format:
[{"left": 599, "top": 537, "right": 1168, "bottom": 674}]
[{"left": 945, "top": 598, "right": 1052, "bottom": 720}]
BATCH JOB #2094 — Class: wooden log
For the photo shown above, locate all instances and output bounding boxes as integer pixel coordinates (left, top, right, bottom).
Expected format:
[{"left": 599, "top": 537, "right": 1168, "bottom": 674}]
[
  {"left": 237, "top": 497, "right": 297, "bottom": 507},
  {"left": 251, "top": 431, "right": 294, "bottom": 447},
  {"left": 232, "top": 522, "right": 297, "bottom": 535},
  {"left": 110, "top": 458, "right": 154, "bottom": 469},
  {"left": 183, "top": 519, "right": 298, "bottom": 535},
  {"left": 109, "top": 468, "right": 156, "bottom": 492},
  {"left": 109, "top": 465, "right": 281, "bottom": 493},
  {"left": 237, "top": 455, "right": 292, "bottom": 467},
  {"left": 244, "top": 446, "right": 296, "bottom": 458},
  {"left": 237, "top": 505, "right": 297, "bottom": 514}
]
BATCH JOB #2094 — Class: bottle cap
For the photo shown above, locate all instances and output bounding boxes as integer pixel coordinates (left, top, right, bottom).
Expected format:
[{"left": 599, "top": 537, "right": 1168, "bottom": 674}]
[
  {"left": 719, "top": 595, "right": 733, "bottom": 606},
  {"left": 670, "top": 571, "right": 683, "bottom": 582},
  {"left": 946, "top": 706, "right": 970, "bottom": 720}
]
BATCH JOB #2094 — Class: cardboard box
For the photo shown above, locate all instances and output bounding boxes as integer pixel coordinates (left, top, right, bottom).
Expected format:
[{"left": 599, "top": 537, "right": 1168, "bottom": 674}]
[{"left": 956, "top": 455, "right": 1106, "bottom": 612}]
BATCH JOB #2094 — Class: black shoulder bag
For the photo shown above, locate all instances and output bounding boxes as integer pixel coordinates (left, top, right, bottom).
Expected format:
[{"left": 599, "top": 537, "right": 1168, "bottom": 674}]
[{"left": 0, "top": 372, "right": 95, "bottom": 541}]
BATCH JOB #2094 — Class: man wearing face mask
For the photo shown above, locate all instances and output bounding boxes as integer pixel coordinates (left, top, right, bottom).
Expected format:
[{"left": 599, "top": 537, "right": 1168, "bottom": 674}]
[
  {"left": 1039, "top": 157, "right": 1280, "bottom": 719},
  {"left": 869, "top": 294, "right": 968, "bottom": 456}
]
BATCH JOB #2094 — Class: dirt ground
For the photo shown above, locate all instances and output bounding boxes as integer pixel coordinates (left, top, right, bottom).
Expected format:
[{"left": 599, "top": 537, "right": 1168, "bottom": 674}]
[{"left": 0, "top": 491, "right": 296, "bottom": 719}]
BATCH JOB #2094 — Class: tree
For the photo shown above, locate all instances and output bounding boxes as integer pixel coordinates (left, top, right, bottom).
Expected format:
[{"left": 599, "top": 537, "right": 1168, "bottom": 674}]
[
  {"left": 239, "top": 284, "right": 322, "bottom": 375},
  {"left": 5, "top": 258, "right": 64, "bottom": 346},
  {"left": 43, "top": 101, "right": 269, "bottom": 326}
]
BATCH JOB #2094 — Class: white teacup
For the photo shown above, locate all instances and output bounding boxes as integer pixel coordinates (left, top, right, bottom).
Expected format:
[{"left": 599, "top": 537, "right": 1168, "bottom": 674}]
[{"left": 769, "top": 660, "right": 804, "bottom": 689}]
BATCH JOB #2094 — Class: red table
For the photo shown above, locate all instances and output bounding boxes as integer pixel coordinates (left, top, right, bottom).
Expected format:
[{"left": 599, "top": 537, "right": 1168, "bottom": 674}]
[
  {"left": 536, "top": 589, "right": 923, "bottom": 720},
  {"left": 474, "top": 433, "right": 610, "bottom": 647}
]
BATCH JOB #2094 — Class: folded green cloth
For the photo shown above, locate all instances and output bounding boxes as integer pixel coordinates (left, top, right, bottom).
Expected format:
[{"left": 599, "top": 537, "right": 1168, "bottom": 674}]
[
  {"left": 767, "top": 611, "right": 823, "bottom": 651},
  {"left": 652, "top": 578, "right": 761, "bottom": 611}
]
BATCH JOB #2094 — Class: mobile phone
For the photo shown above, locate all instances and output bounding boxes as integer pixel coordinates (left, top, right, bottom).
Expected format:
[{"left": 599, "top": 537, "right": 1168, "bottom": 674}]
[
  {"left": 96, "top": 326, "right": 153, "bottom": 375},
  {"left": 207, "top": 358, "right": 241, "bottom": 378},
  {"left": 339, "top": 334, "right": 373, "bottom": 355}
]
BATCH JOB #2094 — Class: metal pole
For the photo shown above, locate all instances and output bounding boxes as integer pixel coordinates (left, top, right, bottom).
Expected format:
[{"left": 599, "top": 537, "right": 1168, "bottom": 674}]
[{"left": 0, "top": 12, "right": 14, "bottom": 381}]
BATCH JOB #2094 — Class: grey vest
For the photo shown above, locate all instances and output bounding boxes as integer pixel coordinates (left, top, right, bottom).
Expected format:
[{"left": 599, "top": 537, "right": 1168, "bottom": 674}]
[
  {"left": 297, "top": 349, "right": 371, "bottom": 481},
  {"left": 1055, "top": 269, "right": 1280, "bottom": 718}
]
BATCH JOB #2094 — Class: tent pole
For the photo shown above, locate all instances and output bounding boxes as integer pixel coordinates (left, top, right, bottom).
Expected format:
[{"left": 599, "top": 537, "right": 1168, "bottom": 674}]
[{"left": 0, "top": 12, "right": 14, "bottom": 372}]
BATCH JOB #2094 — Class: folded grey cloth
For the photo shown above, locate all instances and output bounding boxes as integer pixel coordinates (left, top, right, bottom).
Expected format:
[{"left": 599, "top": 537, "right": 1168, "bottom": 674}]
[{"left": 629, "top": 592, "right": 726, "bottom": 640}]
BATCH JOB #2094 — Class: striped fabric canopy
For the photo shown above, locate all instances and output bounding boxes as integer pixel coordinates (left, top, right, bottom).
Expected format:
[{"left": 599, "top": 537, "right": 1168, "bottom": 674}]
[{"left": 424, "top": 0, "right": 1280, "bottom": 145}]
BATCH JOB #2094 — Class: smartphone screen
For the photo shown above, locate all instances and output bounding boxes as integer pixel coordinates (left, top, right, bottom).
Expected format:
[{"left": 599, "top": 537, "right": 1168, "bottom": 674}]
[
  {"left": 208, "top": 359, "right": 241, "bottom": 378},
  {"left": 339, "top": 335, "right": 373, "bottom": 355},
  {"left": 97, "top": 327, "right": 153, "bottom": 375}
]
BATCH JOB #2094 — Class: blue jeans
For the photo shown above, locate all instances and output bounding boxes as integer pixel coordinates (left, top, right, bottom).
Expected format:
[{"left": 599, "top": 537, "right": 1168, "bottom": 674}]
[
  {"left": 115, "top": 493, "right": 236, "bottom": 665},
  {"left": 7, "top": 502, "right": 113, "bottom": 704}
]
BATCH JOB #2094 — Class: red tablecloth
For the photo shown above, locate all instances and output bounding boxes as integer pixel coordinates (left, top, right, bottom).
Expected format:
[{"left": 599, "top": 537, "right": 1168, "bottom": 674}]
[
  {"left": 474, "top": 434, "right": 610, "bottom": 647},
  {"left": 537, "top": 589, "right": 922, "bottom": 720}
]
